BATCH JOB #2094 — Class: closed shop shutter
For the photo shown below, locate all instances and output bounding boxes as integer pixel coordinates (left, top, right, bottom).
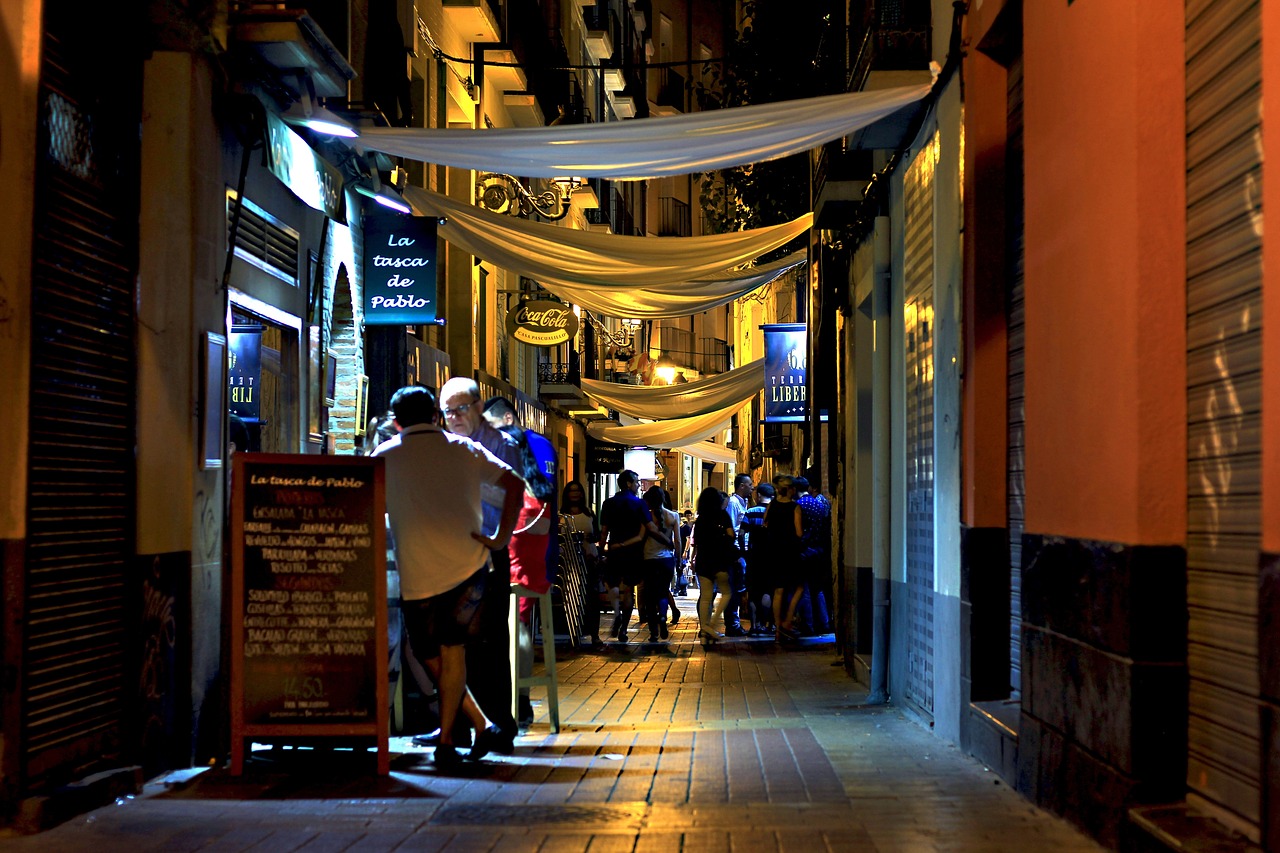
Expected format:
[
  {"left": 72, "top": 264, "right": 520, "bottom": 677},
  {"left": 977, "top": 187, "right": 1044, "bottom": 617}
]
[
  {"left": 1185, "top": 0, "right": 1263, "bottom": 833},
  {"left": 1006, "top": 56, "right": 1026, "bottom": 697},
  {"left": 20, "top": 17, "right": 140, "bottom": 787},
  {"left": 903, "top": 130, "right": 939, "bottom": 720}
]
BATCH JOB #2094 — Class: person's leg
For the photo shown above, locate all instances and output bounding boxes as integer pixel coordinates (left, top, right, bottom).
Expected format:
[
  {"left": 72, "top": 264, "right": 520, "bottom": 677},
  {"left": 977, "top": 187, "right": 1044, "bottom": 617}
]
[
  {"left": 711, "top": 570, "right": 731, "bottom": 629},
  {"left": 697, "top": 575, "right": 714, "bottom": 631},
  {"left": 465, "top": 554, "right": 517, "bottom": 741}
]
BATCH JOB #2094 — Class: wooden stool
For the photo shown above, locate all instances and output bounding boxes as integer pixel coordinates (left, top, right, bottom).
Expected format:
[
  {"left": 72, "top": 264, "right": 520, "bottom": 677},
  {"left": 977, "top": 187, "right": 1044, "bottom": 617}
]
[{"left": 509, "top": 583, "right": 560, "bottom": 733}]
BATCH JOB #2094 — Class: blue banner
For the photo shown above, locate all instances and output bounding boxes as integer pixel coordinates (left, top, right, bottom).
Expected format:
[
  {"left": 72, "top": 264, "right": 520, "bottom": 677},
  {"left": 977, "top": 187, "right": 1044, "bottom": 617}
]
[
  {"left": 229, "top": 325, "right": 263, "bottom": 423},
  {"left": 763, "top": 323, "right": 806, "bottom": 423},
  {"left": 363, "top": 214, "right": 439, "bottom": 325}
]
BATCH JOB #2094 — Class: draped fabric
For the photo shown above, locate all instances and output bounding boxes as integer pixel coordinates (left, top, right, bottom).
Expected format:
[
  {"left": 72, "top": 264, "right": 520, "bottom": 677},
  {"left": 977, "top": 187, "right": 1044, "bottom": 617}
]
[
  {"left": 360, "top": 85, "right": 929, "bottom": 180},
  {"left": 673, "top": 441, "right": 738, "bottom": 465},
  {"left": 586, "top": 403, "right": 739, "bottom": 447},
  {"left": 404, "top": 185, "right": 810, "bottom": 287},
  {"left": 582, "top": 359, "right": 764, "bottom": 420},
  {"left": 543, "top": 254, "right": 806, "bottom": 318}
]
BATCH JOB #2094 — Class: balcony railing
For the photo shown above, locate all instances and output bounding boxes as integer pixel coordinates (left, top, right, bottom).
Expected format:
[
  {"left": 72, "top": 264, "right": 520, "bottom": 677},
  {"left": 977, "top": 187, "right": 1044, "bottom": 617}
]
[
  {"left": 538, "top": 362, "right": 575, "bottom": 385},
  {"left": 654, "top": 67, "right": 685, "bottom": 113},
  {"left": 848, "top": 0, "right": 932, "bottom": 90}
]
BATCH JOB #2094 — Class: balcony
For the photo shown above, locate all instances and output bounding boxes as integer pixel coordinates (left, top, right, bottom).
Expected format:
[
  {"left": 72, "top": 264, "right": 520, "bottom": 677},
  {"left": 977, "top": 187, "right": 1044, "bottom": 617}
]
[
  {"left": 582, "top": 6, "right": 618, "bottom": 62},
  {"left": 651, "top": 67, "right": 684, "bottom": 117},
  {"left": 442, "top": 0, "right": 502, "bottom": 43},
  {"left": 813, "top": 143, "right": 873, "bottom": 228},
  {"left": 228, "top": 5, "right": 356, "bottom": 98}
]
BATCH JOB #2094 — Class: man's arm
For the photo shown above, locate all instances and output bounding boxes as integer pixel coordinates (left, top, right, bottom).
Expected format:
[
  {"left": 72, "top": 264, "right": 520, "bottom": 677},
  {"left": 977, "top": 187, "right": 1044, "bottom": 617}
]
[{"left": 473, "top": 469, "right": 525, "bottom": 550}]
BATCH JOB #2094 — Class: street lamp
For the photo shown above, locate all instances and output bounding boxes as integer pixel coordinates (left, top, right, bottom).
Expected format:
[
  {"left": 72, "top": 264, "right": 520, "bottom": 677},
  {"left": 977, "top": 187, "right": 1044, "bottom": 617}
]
[{"left": 475, "top": 172, "right": 583, "bottom": 220}]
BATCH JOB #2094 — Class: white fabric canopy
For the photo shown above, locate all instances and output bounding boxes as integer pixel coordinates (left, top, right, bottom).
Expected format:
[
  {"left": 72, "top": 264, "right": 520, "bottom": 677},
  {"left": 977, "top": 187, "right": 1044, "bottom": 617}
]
[
  {"left": 586, "top": 403, "right": 739, "bottom": 447},
  {"left": 404, "top": 185, "right": 810, "bottom": 287},
  {"left": 674, "top": 441, "right": 738, "bottom": 466},
  {"left": 361, "top": 85, "right": 929, "bottom": 180},
  {"left": 544, "top": 254, "right": 806, "bottom": 318},
  {"left": 582, "top": 358, "right": 764, "bottom": 420}
]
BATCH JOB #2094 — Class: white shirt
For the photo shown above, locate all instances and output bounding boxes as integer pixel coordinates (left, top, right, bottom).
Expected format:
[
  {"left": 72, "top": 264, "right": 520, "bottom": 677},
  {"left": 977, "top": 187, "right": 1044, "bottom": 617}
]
[
  {"left": 373, "top": 423, "right": 514, "bottom": 600},
  {"left": 727, "top": 492, "right": 749, "bottom": 532}
]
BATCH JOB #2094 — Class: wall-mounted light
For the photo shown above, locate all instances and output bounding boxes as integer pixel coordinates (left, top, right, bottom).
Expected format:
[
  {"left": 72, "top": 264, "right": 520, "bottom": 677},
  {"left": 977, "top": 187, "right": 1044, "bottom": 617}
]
[
  {"left": 354, "top": 156, "right": 411, "bottom": 213},
  {"left": 282, "top": 75, "right": 358, "bottom": 138},
  {"left": 475, "top": 172, "right": 579, "bottom": 220}
]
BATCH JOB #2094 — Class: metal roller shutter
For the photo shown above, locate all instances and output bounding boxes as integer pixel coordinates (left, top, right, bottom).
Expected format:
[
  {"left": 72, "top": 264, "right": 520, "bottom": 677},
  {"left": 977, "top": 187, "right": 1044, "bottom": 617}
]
[
  {"left": 1185, "top": 0, "right": 1263, "bottom": 833},
  {"left": 22, "top": 15, "right": 140, "bottom": 787},
  {"left": 1006, "top": 55, "right": 1025, "bottom": 698},
  {"left": 903, "top": 130, "right": 939, "bottom": 720}
]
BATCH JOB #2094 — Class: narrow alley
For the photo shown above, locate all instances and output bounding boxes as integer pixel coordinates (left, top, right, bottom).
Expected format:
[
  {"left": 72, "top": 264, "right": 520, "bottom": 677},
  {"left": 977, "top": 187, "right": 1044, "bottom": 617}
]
[{"left": 4, "top": 603, "right": 1102, "bottom": 853}]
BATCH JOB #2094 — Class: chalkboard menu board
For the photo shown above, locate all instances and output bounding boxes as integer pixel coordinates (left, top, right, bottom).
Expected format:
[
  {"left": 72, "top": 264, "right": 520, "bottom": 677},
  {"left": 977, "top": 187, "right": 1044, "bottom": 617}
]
[{"left": 229, "top": 454, "right": 388, "bottom": 774}]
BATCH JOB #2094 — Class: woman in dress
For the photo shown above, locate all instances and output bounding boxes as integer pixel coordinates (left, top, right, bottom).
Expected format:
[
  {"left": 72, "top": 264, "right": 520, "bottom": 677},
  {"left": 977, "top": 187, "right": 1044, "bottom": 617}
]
[
  {"left": 692, "top": 486, "right": 737, "bottom": 641},
  {"left": 561, "top": 480, "right": 602, "bottom": 646},
  {"left": 763, "top": 474, "right": 805, "bottom": 640}
]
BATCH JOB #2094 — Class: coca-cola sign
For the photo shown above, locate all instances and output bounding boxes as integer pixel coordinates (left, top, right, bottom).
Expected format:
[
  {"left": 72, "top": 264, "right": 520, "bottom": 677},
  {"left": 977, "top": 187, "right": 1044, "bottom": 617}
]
[{"left": 506, "top": 298, "right": 579, "bottom": 347}]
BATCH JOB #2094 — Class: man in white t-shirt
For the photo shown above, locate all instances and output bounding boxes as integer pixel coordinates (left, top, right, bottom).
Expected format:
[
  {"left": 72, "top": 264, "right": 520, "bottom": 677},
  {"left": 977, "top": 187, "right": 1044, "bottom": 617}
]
[
  {"left": 722, "top": 473, "right": 753, "bottom": 635},
  {"left": 373, "top": 385, "right": 523, "bottom": 770}
]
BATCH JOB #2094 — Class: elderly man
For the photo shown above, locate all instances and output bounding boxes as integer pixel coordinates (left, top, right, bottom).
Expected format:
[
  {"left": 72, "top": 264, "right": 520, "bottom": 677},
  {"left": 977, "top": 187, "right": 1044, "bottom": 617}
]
[
  {"left": 373, "top": 385, "right": 523, "bottom": 769},
  {"left": 438, "top": 376, "right": 521, "bottom": 749}
]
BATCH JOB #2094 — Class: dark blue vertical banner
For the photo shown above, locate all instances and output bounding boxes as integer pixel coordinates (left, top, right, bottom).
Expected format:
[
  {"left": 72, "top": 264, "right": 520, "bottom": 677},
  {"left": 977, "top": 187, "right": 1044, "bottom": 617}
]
[
  {"left": 763, "top": 323, "right": 807, "bottom": 423},
  {"left": 229, "top": 325, "right": 263, "bottom": 423},
  {"left": 363, "top": 214, "right": 438, "bottom": 325}
]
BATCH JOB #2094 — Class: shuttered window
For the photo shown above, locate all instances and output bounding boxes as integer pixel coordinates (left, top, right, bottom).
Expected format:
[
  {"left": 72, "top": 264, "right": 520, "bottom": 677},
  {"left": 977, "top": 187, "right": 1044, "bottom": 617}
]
[{"left": 227, "top": 190, "right": 300, "bottom": 285}]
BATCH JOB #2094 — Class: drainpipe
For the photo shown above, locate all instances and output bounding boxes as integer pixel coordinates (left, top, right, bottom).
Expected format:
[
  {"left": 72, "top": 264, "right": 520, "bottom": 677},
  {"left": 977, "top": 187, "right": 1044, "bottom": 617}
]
[{"left": 868, "top": 216, "right": 892, "bottom": 704}]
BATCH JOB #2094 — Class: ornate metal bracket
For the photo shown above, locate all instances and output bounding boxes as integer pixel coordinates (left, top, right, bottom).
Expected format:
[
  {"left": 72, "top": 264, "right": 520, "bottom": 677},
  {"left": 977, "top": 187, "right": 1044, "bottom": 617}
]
[{"left": 476, "top": 172, "right": 572, "bottom": 220}]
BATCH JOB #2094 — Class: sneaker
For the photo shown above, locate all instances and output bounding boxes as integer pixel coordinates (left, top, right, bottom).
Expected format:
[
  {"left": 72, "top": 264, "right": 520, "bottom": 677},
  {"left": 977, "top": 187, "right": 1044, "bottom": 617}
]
[
  {"left": 670, "top": 610, "right": 680, "bottom": 625},
  {"left": 724, "top": 624, "right": 748, "bottom": 637}
]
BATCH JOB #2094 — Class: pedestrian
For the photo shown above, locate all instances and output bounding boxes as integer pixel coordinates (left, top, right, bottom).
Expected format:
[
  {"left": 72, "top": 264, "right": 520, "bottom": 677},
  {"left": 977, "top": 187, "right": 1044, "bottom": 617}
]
[
  {"left": 641, "top": 485, "right": 680, "bottom": 642},
  {"left": 794, "top": 472, "right": 834, "bottom": 634},
  {"left": 499, "top": 425, "right": 554, "bottom": 728},
  {"left": 438, "top": 376, "right": 521, "bottom": 751},
  {"left": 763, "top": 474, "right": 805, "bottom": 640},
  {"left": 483, "top": 396, "right": 559, "bottom": 586},
  {"left": 561, "top": 480, "right": 603, "bottom": 646},
  {"left": 722, "top": 473, "right": 753, "bottom": 636},
  {"left": 599, "top": 469, "right": 669, "bottom": 643},
  {"left": 675, "top": 509, "right": 694, "bottom": 598},
  {"left": 740, "top": 481, "right": 774, "bottom": 635},
  {"left": 372, "top": 385, "right": 524, "bottom": 770},
  {"left": 693, "top": 486, "right": 737, "bottom": 642}
]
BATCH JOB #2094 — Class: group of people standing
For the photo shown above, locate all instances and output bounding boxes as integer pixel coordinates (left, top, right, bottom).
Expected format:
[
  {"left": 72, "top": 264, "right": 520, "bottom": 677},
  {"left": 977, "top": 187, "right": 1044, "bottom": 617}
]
[
  {"left": 585, "top": 468, "right": 833, "bottom": 646},
  {"left": 368, "top": 379, "right": 557, "bottom": 772}
]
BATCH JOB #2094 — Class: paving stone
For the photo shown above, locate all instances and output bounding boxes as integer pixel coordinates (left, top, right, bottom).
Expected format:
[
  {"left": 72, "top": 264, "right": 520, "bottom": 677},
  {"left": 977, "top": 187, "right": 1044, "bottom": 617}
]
[{"left": 1, "top": 599, "right": 1105, "bottom": 852}]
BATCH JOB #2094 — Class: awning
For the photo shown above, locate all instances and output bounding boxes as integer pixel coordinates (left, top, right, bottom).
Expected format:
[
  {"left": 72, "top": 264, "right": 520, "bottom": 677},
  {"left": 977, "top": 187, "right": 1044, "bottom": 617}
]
[
  {"left": 585, "top": 403, "right": 738, "bottom": 447},
  {"left": 582, "top": 358, "right": 763, "bottom": 420},
  {"left": 404, "top": 185, "right": 810, "bottom": 287},
  {"left": 673, "top": 441, "right": 738, "bottom": 466},
  {"left": 359, "top": 84, "right": 930, "bottom": 180}
]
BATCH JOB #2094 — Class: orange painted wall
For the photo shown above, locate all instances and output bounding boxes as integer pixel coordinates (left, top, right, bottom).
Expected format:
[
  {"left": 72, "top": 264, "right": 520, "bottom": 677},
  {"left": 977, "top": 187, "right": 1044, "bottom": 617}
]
[
  {"left": 960, "top": 7, "right": 1010, "bottom": 530},
  {"left": 1264, "top": 0, "right": 1280, "bottom": 554},
  {"left": 1022, "top": 0, "right": 1186, "bottom": 545}
]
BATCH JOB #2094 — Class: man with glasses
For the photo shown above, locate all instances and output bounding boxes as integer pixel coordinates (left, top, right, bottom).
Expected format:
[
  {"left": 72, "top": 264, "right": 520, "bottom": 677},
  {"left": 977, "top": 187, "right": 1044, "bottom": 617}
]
[{"left": 435, "top": 377, "right": 521, "bottom": 751}]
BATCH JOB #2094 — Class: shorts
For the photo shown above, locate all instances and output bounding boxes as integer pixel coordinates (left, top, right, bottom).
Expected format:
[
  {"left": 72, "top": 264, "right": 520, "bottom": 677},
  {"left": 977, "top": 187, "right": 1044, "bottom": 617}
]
[
  {"left": 401, "top": 565, "right": 487, "bottom": 659},
  {"left": 603, "top": 544, "right": 644, "bottom": 588}
]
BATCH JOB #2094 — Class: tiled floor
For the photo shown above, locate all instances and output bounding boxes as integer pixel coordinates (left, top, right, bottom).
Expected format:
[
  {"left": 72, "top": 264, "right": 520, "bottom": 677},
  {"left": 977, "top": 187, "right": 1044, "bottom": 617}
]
[{"left": 2, "top": 598, "right": 1105, "bottom": 852}]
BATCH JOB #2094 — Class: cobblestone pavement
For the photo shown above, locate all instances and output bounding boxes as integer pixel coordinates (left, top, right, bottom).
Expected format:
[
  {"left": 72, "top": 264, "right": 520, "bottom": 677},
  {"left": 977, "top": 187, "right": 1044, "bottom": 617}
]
[{"left": 3, "top": 598, "right": 1105, "bottom": 852}]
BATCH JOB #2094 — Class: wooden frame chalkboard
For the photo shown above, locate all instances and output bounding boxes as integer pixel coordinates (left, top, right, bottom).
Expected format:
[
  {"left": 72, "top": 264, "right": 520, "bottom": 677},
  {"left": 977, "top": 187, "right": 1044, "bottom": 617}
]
[{"left": 230, "top": 453, "right": 389, "bottom": 775}]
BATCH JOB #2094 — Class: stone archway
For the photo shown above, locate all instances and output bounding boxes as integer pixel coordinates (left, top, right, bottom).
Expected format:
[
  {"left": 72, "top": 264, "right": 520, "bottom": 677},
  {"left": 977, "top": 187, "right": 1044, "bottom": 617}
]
[{"left": 328, "top": 263, "right": 362, "bottom": 454}]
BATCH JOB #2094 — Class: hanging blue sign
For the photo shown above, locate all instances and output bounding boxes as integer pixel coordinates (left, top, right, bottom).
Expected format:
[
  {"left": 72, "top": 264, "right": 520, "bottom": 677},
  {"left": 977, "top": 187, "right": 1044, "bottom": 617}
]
[
  {"left": 363, "top": 214, "right": 439, "bottom": 325},
  {"left": 763, "top": 323, "right": 807, "bottom": 423},
  {"left": 229, "top": 325, "right": 263, "bottom": 423}
]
